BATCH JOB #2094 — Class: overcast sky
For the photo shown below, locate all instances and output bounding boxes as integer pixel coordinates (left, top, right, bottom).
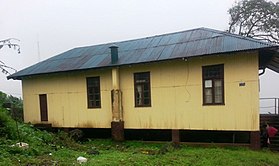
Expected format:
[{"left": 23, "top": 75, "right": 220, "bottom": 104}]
[{"left": 0, "top": 0, "right": 278, "bottom": 108}]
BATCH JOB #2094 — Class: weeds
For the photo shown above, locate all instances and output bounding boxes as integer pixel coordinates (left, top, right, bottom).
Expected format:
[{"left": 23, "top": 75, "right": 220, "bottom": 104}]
[
  {"left": 1, "top": 107, "right": 279, "bottom": 165},
  {"left": 0, "top": 108, "right": 17, "bottom": 139}
]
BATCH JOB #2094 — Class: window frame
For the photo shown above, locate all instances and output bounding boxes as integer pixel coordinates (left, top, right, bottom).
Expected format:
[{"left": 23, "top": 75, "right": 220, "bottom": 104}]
[
  {"left": 86, "top": 76, "right": 101, "bottom": 109},
  {"left": 39, "top": 94, "right": 48, "bottom": 121},
  {"left": 134, "top": 72, "right": 151, "bottom": 107},
  {"left": 202, "top": 64, "right": 225, "bottom": 105}
]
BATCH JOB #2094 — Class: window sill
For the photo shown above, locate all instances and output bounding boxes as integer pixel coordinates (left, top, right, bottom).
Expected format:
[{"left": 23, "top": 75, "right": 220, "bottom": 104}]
[
  {"left": 88, "top": 107, "right": 101, "bottom": 109},
  {"left": 135, "top": 105, "right": 152, "bottom": 108},
  {"left": 202, "top": 103, "right": 225, "bottom": 106}
]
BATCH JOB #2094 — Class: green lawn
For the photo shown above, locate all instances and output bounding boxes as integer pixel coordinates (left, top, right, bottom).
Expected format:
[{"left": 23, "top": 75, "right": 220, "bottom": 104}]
[{"left": 1, "top": 138, "right": 279, "bottom": 166}]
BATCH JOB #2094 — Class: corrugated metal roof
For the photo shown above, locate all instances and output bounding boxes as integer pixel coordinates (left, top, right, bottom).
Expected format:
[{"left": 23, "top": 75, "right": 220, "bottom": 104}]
[{"left": 8, "top": 27, "right": 279, "bottom": 79}]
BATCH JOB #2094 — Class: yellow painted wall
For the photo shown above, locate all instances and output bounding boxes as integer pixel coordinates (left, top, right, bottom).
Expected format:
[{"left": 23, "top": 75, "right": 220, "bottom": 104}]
[
  {"left": 120, "top": 51, "right": 259, "bottom": 131},
  {"left": 22, "top": 51, "right": 259, "bottom": 131},
  {"left": 22, "top": 69, "right": 113, "bottom": 128}
]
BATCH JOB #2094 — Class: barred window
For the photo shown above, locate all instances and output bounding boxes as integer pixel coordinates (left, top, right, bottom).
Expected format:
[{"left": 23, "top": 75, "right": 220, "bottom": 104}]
[
  {"left": 134, "top": 72, "right": 151, "bottom": 107},
  {"left": 86, "top": 77, "right": 101, "bottom": 108},
  {"left": 202, "top": 64, "right": 224, "bottom": 105}
]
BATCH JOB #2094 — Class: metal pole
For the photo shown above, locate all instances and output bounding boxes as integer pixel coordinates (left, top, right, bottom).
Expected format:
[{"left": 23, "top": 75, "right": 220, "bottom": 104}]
[
  {"left": 12, "top": 107, "right": 22, "bottom": 145},
  {"left": 274, "top": 98, "right": 277, "bottom": 115}
]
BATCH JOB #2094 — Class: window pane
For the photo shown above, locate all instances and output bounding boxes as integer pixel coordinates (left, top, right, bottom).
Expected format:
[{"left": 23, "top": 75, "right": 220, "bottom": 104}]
[
  {"left": 94, "top": 94, "right": 100, "bottom": 100},
  {"left": 214, "top": 79, "right": 222, "bottom": 87},
  {"left": 95, "top": 101, "right": 100, "bottom": 107},
  {"left": 93, "top": 80, "right": 99, "bottom": 87},
  {"left": 203, "top": 64, "right": 223, "bottom": 79},
  {"left": 136, "top": 98, "right": 141, "bottom": 105},
  {"left": 136, "top": 85, "right": 143, "bottom": 105},
  {"left": 93, "top": 87, "right": 99, "bottom": 92},
  {"left": 135, "top": 72, "right": 149, "bottom": 83},
  {"left": 136, "top": 85, "right": 142, "bottom": 93},
  {"left": 88, "top": 88, "right": 93, "bottom": 94},
  {"left": 205, "top": 88, "right": 213, "bottom": 104},
  {"left": 88, "top": 101, "right": 93, "bottom": 108},
  {"left": 144, "top": 98, "right": 150, "bottom": 105},
  {"left": 205, "top": 80, "right": 212, "bottom": 88},
  {"left": 214, "top": 80, "right": 223, "bottom": 103},
  {"left": 143, "top": 91, "right": 149, "bottom": 98},
  {"left": 89, "top": 95, "right": 94, "bottom": 100},
  {"left": 144, "top": 84, "right": 149, "bottom": 90}
]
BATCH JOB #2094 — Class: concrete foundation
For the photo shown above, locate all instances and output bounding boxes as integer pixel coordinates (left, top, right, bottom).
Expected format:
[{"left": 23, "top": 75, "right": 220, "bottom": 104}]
[
  {"left": 250, "top": 131, "right": 260, "bottom": 150},
  {"left": 111, "top": 121, "right": 125, "bottom": 141},
  {"left": 172, "top": 129, "right": 180, "bottom": 144}
]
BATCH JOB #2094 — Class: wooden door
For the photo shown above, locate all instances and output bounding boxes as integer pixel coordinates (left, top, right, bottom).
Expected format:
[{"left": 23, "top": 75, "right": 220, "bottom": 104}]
[{"left": 39, "top": 94, "right": 48, "bottom": 121}]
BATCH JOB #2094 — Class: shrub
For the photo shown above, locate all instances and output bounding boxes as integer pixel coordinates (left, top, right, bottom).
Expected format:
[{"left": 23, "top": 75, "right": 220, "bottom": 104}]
[
  {"left": 0, "top": 91, "right": 23, "bottom": 122},
  {"left": 0, "top": 108, "right": 17, "bottom": 139}
]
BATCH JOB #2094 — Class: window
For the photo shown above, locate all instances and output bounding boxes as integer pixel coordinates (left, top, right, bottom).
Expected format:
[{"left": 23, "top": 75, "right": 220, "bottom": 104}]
[
  {"left": 134, "top": 72, "right": 151, "bottom": 107},
  {"left": 202, "top": 64, "right": 224, "bottom": 105},
  {"left": 86, "top": 77, "right": 101, "bottom": 108}
]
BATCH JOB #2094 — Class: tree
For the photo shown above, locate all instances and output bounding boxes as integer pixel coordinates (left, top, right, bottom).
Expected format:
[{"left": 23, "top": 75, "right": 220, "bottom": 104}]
[
  {"left": 0, "top": 91, "right": 23, "bottom": 122},
  {"left": 228, "top": 0, "right": 279, "bottom": 44},
  {"left": 0, "top": 38, "right": 20, "bottom": 75}
]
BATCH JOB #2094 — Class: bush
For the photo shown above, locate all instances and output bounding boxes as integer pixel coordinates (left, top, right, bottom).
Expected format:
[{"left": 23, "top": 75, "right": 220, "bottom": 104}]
[
  {"left": 0, "top": 91, "right": 8, "bottom": 107},
  {"left": 0, "top": 91, "right": 23, "bottom": 122},
  {"left": 0, "top": 108, "right": 17, "bottom": 139},
  {"left": 52, "top": 130, "right": 84, "bottom": 151}
]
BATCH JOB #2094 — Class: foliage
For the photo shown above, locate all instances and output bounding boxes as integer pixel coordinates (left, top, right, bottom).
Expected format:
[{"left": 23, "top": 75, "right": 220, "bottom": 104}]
[
  {"left": 0, "top": 108, "right": 17, "bottom": 139},
  {"left": 0, "top": 91, "right": 8, "bottom": 106},
  {"left": 0, "top": 124, "right": 279, "bottom": 165},
  {"left": 228, "top": 0, "right": 279, "bottom": 43},
  {"left": 0, "top": 38, "right": 20, "bottom": 75},
  {"left": 0, "top": 91, "right": 23, "bottom": 121}
]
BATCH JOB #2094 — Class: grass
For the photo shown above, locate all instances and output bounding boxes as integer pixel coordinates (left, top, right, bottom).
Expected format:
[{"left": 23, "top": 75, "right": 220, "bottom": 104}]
[
  {"left": 1, "top": 108, "right": 279, "bottom": 165},
  {"left": 76, "top": 140, "right": 279, "bottom": 166},
  {"left": 2, "top": 137, "right": 279, "bottom": 166}
]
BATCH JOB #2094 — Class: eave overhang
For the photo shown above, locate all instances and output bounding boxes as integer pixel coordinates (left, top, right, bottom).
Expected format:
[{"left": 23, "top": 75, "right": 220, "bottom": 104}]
[{"left": 259, "top": 46, "right": 279, "bottom": 73}]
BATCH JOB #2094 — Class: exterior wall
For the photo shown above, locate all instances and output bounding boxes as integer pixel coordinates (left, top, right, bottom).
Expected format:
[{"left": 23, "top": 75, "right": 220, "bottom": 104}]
[
  {"left": 120, "top": 51, "right": 259, "bottom": 131},
  {"left": 22, "top": 69, "right": 112, "bottom": 128},
  {"left": 22, "top": 51, "right": 259, "bottom": 131}
]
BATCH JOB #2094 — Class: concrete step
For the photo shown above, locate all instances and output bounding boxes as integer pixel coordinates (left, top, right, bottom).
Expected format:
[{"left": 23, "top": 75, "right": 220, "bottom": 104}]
[{"left": 268, "top": 145, "right": 279, "bottom": 151}]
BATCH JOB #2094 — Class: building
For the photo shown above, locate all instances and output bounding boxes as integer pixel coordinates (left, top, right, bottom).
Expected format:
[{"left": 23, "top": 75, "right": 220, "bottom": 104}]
[{"left": 8, "top": 28, "right": 279, "bottom": 149}]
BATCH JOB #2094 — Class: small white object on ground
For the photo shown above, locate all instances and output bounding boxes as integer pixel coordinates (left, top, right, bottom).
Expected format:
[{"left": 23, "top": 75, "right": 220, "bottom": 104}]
[
  {"left": 77, "top": 156, "right": 87, "bottom": 164},
  {"left": 11, "top": 142, "right": 29, "bottom": 149}
]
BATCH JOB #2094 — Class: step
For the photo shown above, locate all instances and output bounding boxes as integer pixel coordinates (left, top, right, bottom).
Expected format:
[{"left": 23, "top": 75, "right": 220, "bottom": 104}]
[
  {"left": 260, "top": 116, "right": 279, "bottom": 119},
  {"left": 268, "top": 145, "right": 279, "bottom": 150},
  {"left": 260, "top": 119, "right": 279, "bottom": 122}
]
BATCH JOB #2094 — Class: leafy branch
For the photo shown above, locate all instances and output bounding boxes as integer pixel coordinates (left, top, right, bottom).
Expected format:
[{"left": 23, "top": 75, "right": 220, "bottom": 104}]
[
  {"left": 0, "top": 38, "right": 20, "bottom": 75},
  {"left": 228, "top": 0, "right": 279, "bottom": 44}
]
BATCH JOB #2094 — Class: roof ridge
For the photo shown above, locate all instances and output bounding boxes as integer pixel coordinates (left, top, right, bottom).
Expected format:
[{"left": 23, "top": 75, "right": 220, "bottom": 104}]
[
  {"left": 201, "top": 28, "right": 277, "bottom": 46},
  {"left": 50, "top": 27, "right": 278, "bottom": 61},
  {"left": 76, "top": 27, "right": 277, "bottom": 51},
  {"left": 75, "top": 27, "right": 205, "bottom": 50}
]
